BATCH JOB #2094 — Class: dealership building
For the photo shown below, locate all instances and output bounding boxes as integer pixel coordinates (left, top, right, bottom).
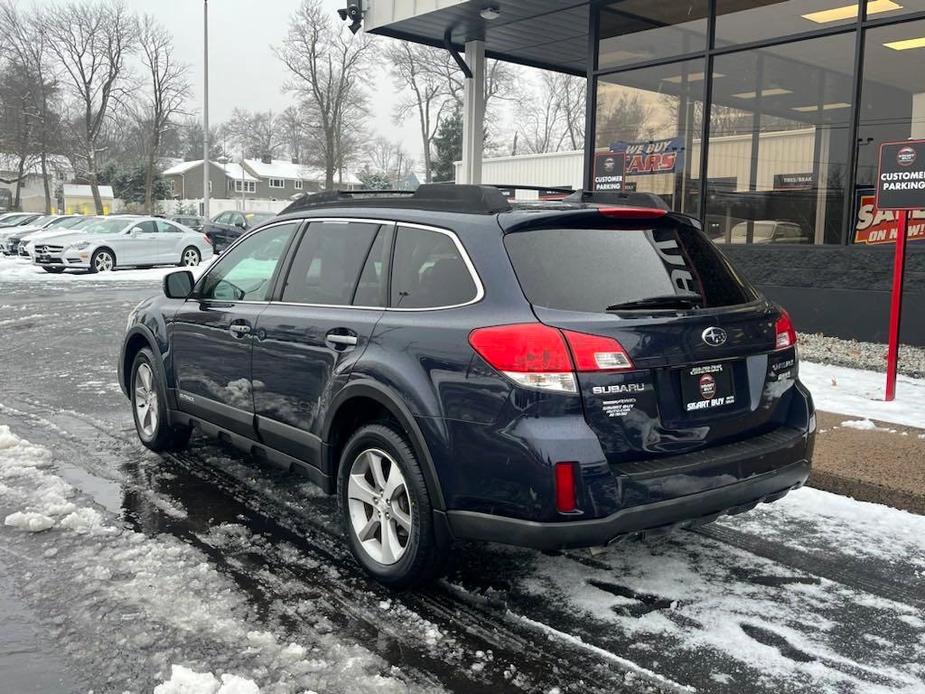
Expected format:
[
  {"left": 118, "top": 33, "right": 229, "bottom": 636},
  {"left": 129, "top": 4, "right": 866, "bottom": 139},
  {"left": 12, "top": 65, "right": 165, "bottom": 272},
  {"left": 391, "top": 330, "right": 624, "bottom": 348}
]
[{"left": 367, "top": 0, "right": 925, "bottom": 345}]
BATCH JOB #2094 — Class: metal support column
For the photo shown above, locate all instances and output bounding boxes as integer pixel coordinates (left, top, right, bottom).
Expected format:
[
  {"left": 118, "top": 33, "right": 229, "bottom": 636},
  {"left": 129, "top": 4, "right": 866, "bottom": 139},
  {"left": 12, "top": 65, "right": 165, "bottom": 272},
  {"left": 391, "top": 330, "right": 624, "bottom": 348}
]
[{"left": 461, "top": 40, "right": 485, "bottom": 185}]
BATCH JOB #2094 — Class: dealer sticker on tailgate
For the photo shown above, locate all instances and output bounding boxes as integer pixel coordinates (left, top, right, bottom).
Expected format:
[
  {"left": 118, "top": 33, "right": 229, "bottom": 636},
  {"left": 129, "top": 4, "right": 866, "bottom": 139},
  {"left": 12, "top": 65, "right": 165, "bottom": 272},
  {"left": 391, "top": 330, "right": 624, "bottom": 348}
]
[{"left": 680, "top": 363, "right": 735, "bottom": 412}]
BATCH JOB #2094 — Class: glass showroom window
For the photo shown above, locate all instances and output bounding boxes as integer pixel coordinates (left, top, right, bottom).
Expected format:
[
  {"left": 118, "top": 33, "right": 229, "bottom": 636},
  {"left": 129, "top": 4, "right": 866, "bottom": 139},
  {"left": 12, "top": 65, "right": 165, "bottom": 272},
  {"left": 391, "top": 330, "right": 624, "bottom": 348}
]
[
  {"left": 597, "top": 1, "right": 708, "bottom": 70},
  {"left": 704, "top": 33, "right": 855, "bottom": 245},
  {"left": 854, "top": 19, "right": 925, "bottom": 246},
  {"left": 714, "top": 0, "right": 902, "bottom": 47},
  {"left": 595, "top": 59, "right": 705, "bottom": 216}
]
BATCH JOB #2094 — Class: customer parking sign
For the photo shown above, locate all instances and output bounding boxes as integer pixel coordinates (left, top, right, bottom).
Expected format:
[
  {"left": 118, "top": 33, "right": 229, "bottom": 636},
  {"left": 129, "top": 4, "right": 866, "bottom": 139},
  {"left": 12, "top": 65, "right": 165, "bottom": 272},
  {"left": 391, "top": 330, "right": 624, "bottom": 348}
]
[{"left": 876, "top": 140, "right": 925, "bottom": 210}]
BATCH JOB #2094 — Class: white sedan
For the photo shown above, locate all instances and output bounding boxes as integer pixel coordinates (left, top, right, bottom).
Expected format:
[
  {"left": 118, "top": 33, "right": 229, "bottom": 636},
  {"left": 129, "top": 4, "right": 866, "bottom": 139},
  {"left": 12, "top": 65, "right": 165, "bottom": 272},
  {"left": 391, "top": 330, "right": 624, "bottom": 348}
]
[{"left": 32, "top": 216, "right": 214, "bottom": 274}]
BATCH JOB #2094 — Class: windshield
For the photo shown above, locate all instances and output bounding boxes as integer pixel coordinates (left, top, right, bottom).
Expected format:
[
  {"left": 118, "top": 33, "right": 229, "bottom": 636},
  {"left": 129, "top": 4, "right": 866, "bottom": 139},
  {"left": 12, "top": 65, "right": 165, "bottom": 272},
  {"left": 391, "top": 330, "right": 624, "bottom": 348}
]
[
  {"left": 0, "top": 215, "right": 33, "bottom": 227},
  {"left": 504, "top": 224, "right": 758, "bottom": 313},
  {"left": 29, "top": 215, "right": 55, "bottom": 227},
  {"left": 82, "top": 219, "right": 129, "bottom": 235},
  {"left": 47, "top": 216, "right": 82, "bottom": 229}
]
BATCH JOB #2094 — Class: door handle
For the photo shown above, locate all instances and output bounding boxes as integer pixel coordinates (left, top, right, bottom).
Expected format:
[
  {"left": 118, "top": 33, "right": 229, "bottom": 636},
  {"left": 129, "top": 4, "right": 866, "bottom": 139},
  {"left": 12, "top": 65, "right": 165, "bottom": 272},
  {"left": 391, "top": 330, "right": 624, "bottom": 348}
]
[
  {"left": 326, "top": 333, "right": 358, "bottom": 347},
  {"left": 229, "top": 323, "right": 251, "bottom": 338}
]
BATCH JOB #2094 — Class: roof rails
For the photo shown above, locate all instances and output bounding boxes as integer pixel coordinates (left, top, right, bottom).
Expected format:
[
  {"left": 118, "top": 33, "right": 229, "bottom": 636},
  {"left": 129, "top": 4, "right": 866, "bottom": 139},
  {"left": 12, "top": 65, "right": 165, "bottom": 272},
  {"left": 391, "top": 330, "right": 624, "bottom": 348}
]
[
  {"left": 563, "top": 190, "right": 670, "bottom": 211},
  {"left": 280, "top": 184, "right": 512, "bottom": 215}
]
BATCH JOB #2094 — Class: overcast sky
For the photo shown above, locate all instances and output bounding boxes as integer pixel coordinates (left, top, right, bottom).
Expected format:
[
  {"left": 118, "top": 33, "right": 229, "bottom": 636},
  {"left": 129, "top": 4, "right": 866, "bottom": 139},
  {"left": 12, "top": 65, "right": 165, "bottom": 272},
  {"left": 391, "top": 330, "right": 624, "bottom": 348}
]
[{"left": 115, "top": 0, "right": 422, "bottom": 162}]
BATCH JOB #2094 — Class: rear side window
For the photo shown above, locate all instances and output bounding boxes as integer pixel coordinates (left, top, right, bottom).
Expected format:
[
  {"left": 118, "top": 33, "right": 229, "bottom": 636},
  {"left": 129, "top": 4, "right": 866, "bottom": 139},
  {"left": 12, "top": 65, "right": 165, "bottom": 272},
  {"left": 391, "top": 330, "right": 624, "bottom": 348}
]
[
  {"left": 281, "top": 221, "right": 380, "bottom": 306},
  {"left": 390, "top": 226, "right": 478, "bottom": 308},
  {"left": 504, "top": 225, "right": 757, "bottom": 312}
]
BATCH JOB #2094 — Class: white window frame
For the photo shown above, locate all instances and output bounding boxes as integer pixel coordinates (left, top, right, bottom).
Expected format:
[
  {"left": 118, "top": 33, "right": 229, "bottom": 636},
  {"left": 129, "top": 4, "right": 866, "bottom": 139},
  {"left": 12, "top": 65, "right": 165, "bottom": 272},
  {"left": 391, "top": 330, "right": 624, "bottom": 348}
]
[
  {"left": 233, "top": 180, "right": 256, "bottom": 194},
  {"left": 269, "top": 178, "right": 285, "bottom": 189},
  {"left": 294, "top": 179, "right": 303, "bottom": 190}
]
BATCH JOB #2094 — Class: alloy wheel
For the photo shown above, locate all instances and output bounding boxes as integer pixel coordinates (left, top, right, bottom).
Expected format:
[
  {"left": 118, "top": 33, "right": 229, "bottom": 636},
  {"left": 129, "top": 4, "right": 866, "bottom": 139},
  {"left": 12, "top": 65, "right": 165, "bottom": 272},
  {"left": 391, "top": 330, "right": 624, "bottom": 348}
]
[
  {"left": 133, "top": 363, "right": 159, "bottom": 438},
  {"left": 182, "top": 248, "right": 200, "bottom": 266},
  {"left": 95, "top": 251, "right": 114, "bottom": 272},
  {"left": 347, "top": 448, "right": 413, "bottom": 565}
]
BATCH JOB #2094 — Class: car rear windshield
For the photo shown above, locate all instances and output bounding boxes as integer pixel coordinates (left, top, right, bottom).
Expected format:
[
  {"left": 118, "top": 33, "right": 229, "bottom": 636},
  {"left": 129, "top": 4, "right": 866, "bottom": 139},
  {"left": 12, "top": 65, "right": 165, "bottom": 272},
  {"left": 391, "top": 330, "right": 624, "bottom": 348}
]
[{"left": 504, "top": 225, "right": 758, "bottom": 313}]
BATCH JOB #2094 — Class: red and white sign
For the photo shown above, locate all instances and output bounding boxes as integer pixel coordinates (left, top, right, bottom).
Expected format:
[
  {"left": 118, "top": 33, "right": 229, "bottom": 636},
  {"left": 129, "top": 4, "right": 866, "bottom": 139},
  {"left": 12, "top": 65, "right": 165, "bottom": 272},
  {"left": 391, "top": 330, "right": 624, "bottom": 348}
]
[{"left": 854, "top": 193, "right": 925, "bottom": 245}]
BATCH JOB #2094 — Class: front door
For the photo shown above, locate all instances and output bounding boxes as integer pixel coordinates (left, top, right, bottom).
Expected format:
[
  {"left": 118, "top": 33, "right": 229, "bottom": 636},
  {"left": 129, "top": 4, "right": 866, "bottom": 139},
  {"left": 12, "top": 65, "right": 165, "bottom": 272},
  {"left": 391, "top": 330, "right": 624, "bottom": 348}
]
[
  {"left": 115, "top": 219, "right": 159, "bottom": 266},
  {"left": 170, "top": 221, "right": 300, "bottom": 437},
  {"left": 252, "top": 220, "right": 391, "bottom": 468}
]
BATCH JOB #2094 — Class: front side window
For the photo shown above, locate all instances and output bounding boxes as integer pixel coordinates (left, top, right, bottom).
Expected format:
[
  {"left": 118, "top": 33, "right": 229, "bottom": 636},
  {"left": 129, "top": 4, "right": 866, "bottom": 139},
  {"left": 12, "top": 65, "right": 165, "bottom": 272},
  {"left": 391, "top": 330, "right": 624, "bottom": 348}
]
[
  {"left": 390, "top": 226, "right": 478, "bottom": 308},
  {"left": 281, "top": 221, "right": 381, "bottom": 305},
  {"left": 198, "top": 223, "right": 297, "bottom": 302}
]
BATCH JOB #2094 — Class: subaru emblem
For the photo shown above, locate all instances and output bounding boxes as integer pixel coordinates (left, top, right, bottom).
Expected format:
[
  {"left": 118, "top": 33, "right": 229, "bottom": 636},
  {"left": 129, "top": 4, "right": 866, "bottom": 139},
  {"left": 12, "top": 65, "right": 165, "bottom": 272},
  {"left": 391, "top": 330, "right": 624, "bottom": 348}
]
[{"left": 702, "top": 327, "right": 727, "bottom": 347}]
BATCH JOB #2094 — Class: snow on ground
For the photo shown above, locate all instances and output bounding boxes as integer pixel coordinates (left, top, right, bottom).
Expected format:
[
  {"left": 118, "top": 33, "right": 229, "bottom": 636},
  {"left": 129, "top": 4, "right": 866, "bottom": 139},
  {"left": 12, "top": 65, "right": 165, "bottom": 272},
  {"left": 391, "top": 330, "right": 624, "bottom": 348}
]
[
  {"left": 799, "top": 361, "right": 925, "bottom": 428},
  {"left": 0, "top": 255, "right": 213, "bottom": 283},
  {"left": 0, "top": 424, "right": 431, "bottom": 693},
  {"left": 725, "top": 486, "right": 925, "bottom": 573},
  {"left": 487, "top": 484, "right": 925, "bottom": 693}
]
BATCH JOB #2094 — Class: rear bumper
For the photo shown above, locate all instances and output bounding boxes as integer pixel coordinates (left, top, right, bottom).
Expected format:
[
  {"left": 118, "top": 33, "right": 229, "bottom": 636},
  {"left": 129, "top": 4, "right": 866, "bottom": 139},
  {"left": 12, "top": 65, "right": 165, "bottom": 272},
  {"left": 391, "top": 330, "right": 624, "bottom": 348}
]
[{"left": 447, "top": 458, "right": 809, "bottom": 550}]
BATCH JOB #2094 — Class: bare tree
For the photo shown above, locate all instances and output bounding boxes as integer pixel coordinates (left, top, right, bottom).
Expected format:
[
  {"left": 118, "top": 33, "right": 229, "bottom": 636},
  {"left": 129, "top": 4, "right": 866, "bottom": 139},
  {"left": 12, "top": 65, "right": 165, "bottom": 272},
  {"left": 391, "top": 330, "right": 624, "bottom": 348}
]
[
  {"left": 0, "top": 1, "right": 63, "bottom": 212},
  {"left": 514, "top": 71, "right": 587, "bottom": 155},
  {"left": 275, "top": 0, "right": 374, "bottom": 189},
  {"left": 45, "top": 0, "right": 136, "bottom": 214},
  {"left": 221, "top": 109, "right": 282, "bottom": 160},
  {"left": 386, "top": 41, "right": 451, "bottom": 182},
  {"left": 596, "top": 91, "right": 654, "bottom": 146},
  {"left": 277, "top": 105, "right": 310, "bottom": 163},
  {"left": 137, "top": 14, "right": 189, "bottom": 212}
]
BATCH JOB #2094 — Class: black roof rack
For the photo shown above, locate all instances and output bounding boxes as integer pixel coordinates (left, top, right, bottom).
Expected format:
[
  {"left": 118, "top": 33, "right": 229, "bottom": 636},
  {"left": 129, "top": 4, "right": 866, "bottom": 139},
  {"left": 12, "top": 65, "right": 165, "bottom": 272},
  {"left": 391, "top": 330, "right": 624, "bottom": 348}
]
[
  {"left": 563, "top": 190, "right": 670, "bottom": 211},
  {"left": 280, "top": 184, "right": 512, "bottom": 216}
]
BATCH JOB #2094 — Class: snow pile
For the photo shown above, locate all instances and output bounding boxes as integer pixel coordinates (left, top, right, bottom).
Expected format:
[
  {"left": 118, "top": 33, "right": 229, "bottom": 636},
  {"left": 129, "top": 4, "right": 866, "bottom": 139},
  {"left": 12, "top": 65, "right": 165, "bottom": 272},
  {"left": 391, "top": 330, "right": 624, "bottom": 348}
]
[
  {"left": 0, "top": 256, "right": 214, "bottom": 284},
  {"left": 839, "top": 419, "right": 895, "bottom": 432},
  {"left": 0, "top": 423, "right": 423, "bottom": 692},
  {"left": 154, "top": 665, "right": 260, "bottom": 694},
  {"left": 799, "top": 361, "right": 925, "bottom": 428},
  {"left": 0, "top": 424, "right": 100, "bottom": 534}
]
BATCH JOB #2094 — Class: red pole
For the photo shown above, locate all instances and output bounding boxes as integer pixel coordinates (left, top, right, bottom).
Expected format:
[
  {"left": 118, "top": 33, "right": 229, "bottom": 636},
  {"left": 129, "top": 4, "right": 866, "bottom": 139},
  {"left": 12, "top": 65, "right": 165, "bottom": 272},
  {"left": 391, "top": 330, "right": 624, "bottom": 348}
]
[{"left": 885, "top": 209, "right": 909, "bottom": 401}]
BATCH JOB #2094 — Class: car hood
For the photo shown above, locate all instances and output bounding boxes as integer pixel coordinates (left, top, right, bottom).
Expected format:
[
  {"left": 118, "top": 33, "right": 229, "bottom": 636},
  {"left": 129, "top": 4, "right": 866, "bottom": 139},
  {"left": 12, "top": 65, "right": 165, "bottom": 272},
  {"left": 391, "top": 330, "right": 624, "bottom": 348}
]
[
  {"left": 51, "top": 231, "right": 119, "bottom": 247},
  {"left": 28, "top": 229, "right": 86, "bottom": 244}
]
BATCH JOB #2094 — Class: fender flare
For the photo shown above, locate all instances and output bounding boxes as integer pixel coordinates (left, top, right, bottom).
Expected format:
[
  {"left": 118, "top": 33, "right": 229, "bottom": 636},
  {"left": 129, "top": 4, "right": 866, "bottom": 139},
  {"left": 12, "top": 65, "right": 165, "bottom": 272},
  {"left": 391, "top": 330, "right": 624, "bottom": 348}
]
[
  {"left": 119, "top": 324, "right": 161, "bottom": 397},
  {"left": 324, "top": 380, "right": 447, "bottom": 511}
]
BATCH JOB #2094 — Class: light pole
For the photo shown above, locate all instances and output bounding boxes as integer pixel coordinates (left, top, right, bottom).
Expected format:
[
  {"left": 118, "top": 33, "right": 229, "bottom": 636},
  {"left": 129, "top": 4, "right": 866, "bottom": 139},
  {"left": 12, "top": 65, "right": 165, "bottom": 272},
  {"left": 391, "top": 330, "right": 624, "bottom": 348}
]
[{"left": 202, "top": 0, "right": 210, "bottom": 219}]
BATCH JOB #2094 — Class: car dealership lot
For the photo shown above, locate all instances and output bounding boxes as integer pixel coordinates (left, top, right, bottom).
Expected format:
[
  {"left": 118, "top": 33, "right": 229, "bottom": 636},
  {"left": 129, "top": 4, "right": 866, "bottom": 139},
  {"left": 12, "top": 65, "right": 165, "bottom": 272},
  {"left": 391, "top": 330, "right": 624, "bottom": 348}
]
[{"left": 0, "top": 259, "right": 923, "bottom": 693}]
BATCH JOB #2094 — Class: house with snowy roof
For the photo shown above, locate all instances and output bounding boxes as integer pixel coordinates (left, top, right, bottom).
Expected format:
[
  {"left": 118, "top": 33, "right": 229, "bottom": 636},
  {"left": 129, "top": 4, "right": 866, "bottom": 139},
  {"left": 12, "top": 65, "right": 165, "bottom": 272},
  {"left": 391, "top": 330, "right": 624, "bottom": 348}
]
[{"left": 161, "top": 159, "right": 261, "bottom": 201}]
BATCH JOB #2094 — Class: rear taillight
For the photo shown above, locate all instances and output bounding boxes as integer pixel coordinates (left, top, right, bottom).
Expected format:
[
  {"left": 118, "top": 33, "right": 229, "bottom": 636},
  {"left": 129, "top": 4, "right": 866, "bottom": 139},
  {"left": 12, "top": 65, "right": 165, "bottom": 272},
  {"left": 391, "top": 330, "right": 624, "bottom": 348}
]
[
  {"left": 775, "top": 309, "right": 797, "bottom": 350},
  {"left": 554, "top": 462, "right": 578, "bottom": 513},
  {"left": 468, "top": 323, "right": 634, "bottom": 393},
  {"left": 562, "top": 329, "right": 633, "bottom": 371}
]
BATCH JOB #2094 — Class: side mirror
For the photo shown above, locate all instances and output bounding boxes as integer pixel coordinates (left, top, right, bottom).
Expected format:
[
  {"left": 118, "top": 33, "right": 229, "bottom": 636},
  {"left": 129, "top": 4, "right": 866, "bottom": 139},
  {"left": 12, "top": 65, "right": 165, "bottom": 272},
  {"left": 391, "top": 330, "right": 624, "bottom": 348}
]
[
  {"left": 130, "top": 227, "right": 142, "bottom": 236},
  {"left": 234, "top": 221, "right": 246, "bottom": 229},
  {"left": 163, "top": 270, "right": 194, "bottom": 299}
]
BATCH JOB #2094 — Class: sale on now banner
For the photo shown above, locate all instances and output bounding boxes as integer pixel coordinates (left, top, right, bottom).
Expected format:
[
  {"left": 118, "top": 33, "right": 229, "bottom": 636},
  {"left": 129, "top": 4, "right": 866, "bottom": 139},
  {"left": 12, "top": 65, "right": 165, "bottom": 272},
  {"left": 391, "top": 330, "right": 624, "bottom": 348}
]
[{"left": 854, "top": 193, "right": 925, "bottom": 245}]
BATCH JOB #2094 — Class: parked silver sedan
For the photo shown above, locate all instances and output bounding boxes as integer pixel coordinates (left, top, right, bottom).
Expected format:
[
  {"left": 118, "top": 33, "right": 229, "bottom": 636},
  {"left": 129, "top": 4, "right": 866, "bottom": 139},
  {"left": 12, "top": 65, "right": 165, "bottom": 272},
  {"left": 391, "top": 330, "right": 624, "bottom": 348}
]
[{"left": 32, "top": 216, "right": 214, "bottom": 274}]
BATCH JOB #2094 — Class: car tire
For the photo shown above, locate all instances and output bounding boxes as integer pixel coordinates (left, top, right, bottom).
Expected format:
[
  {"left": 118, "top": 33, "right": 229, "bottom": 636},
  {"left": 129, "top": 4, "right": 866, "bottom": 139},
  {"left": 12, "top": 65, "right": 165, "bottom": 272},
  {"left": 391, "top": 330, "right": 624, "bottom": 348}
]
[
  {"left": 42, "top": 267, "right": 65, "bottom": 273},
  {"left": 179, "top": 246, "right": 201, "bottom": 267},
  {"left": 130, "top": 347, "right": 191, "bottom": 452},
  {"left": 338, "top": 423, "right": 449, "bottom": 588},
  {"left": 89, "top": 248, "right": 115, "bottom": 273}
]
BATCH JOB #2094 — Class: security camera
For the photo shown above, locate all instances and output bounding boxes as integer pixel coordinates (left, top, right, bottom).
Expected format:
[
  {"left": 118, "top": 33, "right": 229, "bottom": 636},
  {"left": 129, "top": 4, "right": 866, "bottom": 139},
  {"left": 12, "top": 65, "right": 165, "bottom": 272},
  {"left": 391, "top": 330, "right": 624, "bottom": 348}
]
[{"left": 337, "top": 1, "right": 364, "bottom": 34}]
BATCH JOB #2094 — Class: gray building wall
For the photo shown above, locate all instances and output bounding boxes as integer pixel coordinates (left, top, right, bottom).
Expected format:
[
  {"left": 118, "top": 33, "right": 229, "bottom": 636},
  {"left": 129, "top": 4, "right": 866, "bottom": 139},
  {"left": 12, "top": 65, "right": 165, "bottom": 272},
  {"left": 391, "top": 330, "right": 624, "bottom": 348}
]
[
  {"left": 722, "top": 245, "right": 925, "bottom": 346},
  {"left": 165, "top": 162, "right": 232, "bottom": 200}
]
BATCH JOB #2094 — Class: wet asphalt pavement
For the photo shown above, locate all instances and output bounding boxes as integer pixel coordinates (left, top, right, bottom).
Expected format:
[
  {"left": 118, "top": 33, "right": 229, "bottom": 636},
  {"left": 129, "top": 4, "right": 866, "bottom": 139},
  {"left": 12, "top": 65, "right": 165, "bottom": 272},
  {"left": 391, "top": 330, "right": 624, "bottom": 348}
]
[{"left": 0, "top": 261, "right": 923, "bottom": 693}]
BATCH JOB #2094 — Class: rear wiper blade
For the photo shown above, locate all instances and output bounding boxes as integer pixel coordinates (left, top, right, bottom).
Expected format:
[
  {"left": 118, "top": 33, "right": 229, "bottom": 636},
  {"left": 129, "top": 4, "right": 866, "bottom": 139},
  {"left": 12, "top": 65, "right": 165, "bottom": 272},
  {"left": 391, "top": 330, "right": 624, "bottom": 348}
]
[{"left": 606, "top": 294, "right": 702, "bottom": 311}]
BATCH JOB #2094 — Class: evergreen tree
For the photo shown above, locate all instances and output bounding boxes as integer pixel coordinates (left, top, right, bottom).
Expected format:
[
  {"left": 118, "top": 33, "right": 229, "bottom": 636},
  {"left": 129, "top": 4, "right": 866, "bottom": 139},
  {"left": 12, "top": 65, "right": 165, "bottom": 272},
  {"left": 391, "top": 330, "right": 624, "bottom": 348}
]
[{"left": 431, "top": 109, "right": 462, "bottom": 183}]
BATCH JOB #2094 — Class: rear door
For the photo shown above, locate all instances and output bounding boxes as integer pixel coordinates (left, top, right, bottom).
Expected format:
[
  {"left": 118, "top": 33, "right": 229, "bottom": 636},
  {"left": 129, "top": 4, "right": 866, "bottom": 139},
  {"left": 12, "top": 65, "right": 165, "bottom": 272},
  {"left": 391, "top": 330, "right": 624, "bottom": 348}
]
[
  {"left": 503, "top": 213, "right": 797, "bottom": 460},
  {"left": 251, "top": 219, "right": 390, "bottom": 466},
  {"left": 156, "top": 219, "right": 185, "bottom": 264}
]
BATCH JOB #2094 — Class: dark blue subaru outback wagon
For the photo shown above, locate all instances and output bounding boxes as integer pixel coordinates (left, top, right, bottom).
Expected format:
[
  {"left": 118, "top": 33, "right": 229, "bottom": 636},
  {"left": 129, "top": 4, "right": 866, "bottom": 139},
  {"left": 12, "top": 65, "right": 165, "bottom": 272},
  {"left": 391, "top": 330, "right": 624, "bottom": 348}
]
[{"left": 120, "top": 184, "right": 815, "bottom": 586}]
